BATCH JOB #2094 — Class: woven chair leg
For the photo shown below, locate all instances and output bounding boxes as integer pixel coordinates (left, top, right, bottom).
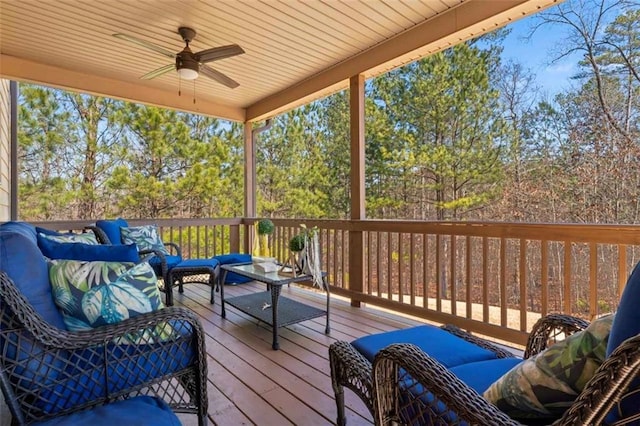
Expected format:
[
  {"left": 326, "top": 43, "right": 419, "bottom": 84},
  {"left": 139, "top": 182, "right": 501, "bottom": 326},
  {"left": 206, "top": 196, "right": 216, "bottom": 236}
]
[
  {"left": 209, "top": 275, "right": 215, "bottom": 304},
  {"left": 335, "top": 384, "right": 346, "bottom": 426},
  {"left": 165, "top": 277, "right": 174, "bottom": 306}
]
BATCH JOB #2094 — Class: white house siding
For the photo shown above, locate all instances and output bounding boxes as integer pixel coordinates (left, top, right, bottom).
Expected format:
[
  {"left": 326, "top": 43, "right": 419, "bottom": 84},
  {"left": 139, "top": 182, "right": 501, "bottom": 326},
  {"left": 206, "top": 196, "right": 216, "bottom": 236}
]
[
  {"left": 0, "top": 79, "right": 10, "bottom": 425},
  {"left": 0, "top": 79, "right": 10, "bottom": 221}
]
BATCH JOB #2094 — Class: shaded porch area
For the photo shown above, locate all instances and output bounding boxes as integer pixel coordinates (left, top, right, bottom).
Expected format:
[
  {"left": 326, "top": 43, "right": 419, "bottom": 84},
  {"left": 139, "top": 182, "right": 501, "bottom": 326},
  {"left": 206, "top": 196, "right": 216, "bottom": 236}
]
[{"left": 174, "top": 278, "right": 425, "bottom": 426}]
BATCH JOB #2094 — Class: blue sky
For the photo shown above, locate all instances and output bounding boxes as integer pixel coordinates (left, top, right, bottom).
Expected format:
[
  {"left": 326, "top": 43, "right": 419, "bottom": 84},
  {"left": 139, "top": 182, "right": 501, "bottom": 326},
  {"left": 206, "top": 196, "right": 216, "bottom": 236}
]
[{"left": 500, "top": 12, "right": 582, "bottom": 98}]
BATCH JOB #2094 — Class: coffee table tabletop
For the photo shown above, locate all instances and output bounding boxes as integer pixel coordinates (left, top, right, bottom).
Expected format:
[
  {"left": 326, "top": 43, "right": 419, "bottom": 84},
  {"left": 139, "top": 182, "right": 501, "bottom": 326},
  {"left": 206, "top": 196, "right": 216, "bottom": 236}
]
[{"left": 221, "top": 262, "right": 330, "bottom": 350}]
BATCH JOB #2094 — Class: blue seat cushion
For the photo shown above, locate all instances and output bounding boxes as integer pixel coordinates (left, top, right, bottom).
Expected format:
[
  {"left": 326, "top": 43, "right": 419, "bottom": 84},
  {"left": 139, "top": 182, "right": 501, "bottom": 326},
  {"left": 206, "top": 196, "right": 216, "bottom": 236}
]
[
  {"left": 148, "top": 254, "right": 182, "bottom": 267},
  {"left": 33, "top": 395, "right": 180, "bottom": 426},
  {"left": 95, "top": 218, "right": 129, "bottom": 244},
  {"left": 352, "top": 325, "right": 500, "bottom": 366},
  {"left": 174, "top": 258, "right": 220, "bottom": 269},
  {"left": 606, "top": 260, "right": 640, "bottom": 420},
  {"left": 38, "top": 236, "right": 140, "bottom": 262},
  {"left": 449, "top": 358, "right": 522, "bottom": 394},
  {"left": 213, "top": 253, "right": 252, "bottom": 284}
]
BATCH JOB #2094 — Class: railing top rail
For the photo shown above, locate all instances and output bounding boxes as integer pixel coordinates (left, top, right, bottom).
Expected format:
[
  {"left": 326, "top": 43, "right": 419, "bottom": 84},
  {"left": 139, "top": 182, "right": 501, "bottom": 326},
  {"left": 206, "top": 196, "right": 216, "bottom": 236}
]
[{"left": 27, "top": 217, "right": 243, "bottom": 231}]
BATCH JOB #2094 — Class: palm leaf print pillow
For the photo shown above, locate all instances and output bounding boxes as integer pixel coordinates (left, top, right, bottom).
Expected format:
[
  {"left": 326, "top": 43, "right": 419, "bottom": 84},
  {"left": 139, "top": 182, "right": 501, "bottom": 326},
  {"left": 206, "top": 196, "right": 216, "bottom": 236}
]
[
  {"left": 49, "top": 259, "right": 172, "bottom": 343},
  {"left": 120, "top": 225, "right": 169, "bottom": 255}
]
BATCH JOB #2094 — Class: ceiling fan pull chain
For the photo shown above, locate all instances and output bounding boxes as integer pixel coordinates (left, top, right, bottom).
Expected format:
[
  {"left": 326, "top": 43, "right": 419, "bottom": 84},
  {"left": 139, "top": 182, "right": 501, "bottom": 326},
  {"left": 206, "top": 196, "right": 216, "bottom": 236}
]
[
  {"left": 193, "top": 80, "right": 196, "bottom": 104},
  {"left": 178, "top": 76, "right": 182, "bottom": 97}
]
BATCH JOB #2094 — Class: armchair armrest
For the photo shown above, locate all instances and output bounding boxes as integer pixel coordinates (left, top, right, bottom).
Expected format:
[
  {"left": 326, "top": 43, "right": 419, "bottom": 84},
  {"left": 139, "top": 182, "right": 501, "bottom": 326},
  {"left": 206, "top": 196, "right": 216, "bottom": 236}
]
[
  {"left": 85, "top": 225, "right": 110, "bottom": 244},
  {"left": 556, "top": 332, "right": 640, "bottom": 425},
  {"left": 441, "top": 324, "right": 516, "bottom": 359},
  {"left": 372, "top": 343, "right": 519, "bottom": 426},
  {"left": 329, "top": 340, "right": 374, "bottom": 421},
  {"left": 524, "top": 313, "right": 590, "bottom": 358},
  {"left": 163, "top": 242, "right": 182, "bottom": 257}
]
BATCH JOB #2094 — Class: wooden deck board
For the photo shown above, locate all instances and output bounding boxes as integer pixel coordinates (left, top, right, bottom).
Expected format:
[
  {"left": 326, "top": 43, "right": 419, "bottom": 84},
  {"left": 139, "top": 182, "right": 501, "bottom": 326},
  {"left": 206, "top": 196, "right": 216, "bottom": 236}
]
[{"left": 173, "top": 280, "right": 425, "bottom": 426}]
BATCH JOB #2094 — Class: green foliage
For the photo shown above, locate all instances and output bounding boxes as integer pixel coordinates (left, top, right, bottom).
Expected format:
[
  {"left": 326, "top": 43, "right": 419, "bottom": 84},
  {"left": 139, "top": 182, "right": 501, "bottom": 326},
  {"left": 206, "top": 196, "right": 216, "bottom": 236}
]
[
  {"left": 368, "top": 41, "right": 507, "bottom": 219},
  {"left": 289, "top": 234, "right": 306, "bottom": 252},
  {"left": 257, "top": 219, "right": 274, "bottom": 235},
  {"left": 15, "top": 3, "right": 640, "bottom": 229}
]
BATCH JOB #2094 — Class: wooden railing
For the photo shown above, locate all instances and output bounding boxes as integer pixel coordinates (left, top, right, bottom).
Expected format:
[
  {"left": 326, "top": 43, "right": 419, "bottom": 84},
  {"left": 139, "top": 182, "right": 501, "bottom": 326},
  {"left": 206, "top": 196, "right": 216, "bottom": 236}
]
[
  {"left": 267, "top": 219, "right": 640, "bottom": 346},
  {"left": 31, "top": 218, "right": 246, "bottom": 258},
  {"left": 31, "top": 218, "right": 640, "bottom": 347}
]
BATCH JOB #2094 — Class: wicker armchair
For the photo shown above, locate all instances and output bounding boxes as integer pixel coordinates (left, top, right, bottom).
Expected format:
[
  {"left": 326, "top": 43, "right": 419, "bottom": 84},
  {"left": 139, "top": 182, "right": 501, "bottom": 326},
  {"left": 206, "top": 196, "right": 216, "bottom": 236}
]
[
  {"left": 329, "top": 314, "right": 589, "bottom": 425},
  {"left": 372, "top": 330, "right": 640, "bottom": 425},
  {"left": 90, "top": 219, "right": 221, "bottom": 307},
  {"left": 88, "top": 223, "right": 183, "bottom": 284},
  {"left": 0, "top": 270, "right": 209, "bottom": 425}
]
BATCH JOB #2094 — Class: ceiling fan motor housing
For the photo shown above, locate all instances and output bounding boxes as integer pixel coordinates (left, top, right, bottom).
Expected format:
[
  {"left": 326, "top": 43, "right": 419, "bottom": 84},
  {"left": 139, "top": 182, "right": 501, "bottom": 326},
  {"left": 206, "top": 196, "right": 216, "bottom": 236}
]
[{"left": 176, "top": 53, "right": 199, "bottom": 79}]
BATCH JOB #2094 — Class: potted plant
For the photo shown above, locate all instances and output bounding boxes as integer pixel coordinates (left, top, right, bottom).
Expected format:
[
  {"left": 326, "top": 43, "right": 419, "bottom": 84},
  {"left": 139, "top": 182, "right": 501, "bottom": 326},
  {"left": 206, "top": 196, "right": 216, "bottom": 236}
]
[
  {"left": 253, "top": 219, "right": 275, "bottom": 258},
  {"left": 288, "top": 233, "right": 306, "bottom": 273}
]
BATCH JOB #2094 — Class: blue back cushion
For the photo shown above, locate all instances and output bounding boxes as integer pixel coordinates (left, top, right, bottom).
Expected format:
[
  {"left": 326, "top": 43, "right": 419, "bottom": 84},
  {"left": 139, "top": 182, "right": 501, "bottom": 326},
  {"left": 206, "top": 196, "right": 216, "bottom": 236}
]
[
  {"left": 0, "top": 231, "right": 66, "bottom": 329},
  {"left": 449, "top": 358, "right": 522, "bottom": 394},
  {"left": 0, "top": 221, "right": 37, "bottom": 244},
  {"left": 605, "top": 260, "right": 640, "bottom": 419},
  {"left": 352, "top": 325, "right": 500, "bottom": 366},
  {"left": 37, "top": 235, "right": 140, "bottom": 262},
  {"left": 95, "top": 218, "right": 129, "bottom": 244}
]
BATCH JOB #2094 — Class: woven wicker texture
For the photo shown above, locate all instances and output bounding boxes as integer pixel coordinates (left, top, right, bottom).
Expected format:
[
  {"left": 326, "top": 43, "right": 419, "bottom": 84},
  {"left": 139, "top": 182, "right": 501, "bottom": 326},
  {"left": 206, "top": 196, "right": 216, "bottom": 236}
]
[
  {"left": 366, "top": 316, "right": 640, "bottom": 426},
  {"left": 329, "top": 314, "right": 603, "bottom": 426},
  {"left": 0, "top": 271, "right": 209, "bottom": 425}
]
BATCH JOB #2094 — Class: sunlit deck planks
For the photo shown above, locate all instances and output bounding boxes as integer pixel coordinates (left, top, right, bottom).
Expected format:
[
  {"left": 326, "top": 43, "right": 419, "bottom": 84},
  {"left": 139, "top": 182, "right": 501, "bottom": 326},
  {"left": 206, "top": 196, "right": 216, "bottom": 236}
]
[{"left": 173, "top": 280, "right": 425, "bottom": 426}]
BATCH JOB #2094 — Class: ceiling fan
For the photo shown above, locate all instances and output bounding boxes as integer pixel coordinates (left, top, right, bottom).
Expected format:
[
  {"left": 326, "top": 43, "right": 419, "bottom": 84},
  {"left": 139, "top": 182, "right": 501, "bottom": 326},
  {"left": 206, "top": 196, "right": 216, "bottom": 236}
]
[{"left": 113, "top": 27, "right": 244, "bottom": 89}]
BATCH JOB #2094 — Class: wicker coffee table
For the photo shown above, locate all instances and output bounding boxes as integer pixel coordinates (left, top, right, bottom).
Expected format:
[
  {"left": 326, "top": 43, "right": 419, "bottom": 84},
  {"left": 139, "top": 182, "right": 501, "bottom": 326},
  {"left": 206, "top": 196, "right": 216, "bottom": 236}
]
[{"left": 221, "top": 263, "right": 330, "bottom": 350}]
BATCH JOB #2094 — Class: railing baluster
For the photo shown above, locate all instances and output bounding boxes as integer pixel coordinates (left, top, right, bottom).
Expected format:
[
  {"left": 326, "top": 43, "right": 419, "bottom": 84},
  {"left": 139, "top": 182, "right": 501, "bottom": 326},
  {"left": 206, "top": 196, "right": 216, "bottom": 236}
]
[
  {"left": 564, "top": 240, "right": 572, "bottom": 314},
  {"left": 590, "top": 242, "right": 598, "bottom": 319},
  {"left": 520, "top": 238, "right": 527, "bottom": 331},
  {"left": 500, "top": 237, "right": 507, "bottom": 327}
]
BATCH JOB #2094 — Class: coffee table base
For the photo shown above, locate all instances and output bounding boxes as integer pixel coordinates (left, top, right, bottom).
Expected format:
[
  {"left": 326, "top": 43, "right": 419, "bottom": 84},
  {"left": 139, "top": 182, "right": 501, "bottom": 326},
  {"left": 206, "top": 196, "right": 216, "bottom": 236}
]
[{"left": 225, "top": 291, "right": 328, "bottom": 350}]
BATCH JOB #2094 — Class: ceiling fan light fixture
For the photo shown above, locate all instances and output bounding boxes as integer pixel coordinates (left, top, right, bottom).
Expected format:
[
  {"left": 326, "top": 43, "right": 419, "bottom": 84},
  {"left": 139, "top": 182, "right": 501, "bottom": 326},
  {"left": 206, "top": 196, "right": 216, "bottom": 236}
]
[{"left": 177, "top": 67, "right": 198, "bottom": 80}]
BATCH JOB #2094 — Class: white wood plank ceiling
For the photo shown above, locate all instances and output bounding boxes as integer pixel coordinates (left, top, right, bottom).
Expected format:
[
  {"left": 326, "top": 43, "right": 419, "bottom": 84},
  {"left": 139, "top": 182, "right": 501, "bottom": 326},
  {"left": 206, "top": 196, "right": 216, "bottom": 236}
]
[{"left": 0, "top": 0, "right": 560, "bottom": 122}]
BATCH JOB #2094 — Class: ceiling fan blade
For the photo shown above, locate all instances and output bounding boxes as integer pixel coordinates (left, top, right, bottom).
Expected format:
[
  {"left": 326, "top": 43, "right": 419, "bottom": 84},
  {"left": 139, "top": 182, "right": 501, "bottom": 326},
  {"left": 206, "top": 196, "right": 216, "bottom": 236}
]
[
  {"left": 196, "top": 44, "right": 245, "bottom": 63},
  {"left": 140, "top": 64, "right": 175, "bottom": 80},
  {"left": 112, "top": 33, "right": 176, "bottom": 59},
  {"left": 200, "top": 65, "right": 240, "bottom": 88}
]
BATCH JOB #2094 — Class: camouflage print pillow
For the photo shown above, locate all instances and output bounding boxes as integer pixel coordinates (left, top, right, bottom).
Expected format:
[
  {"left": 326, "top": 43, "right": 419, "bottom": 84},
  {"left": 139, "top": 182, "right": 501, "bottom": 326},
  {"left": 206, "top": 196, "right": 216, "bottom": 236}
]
[
  {"left": 483, "top": 314, "right": 614, "bottom": 420},
  {"left": 120, "top": 224, "right": 169, "bottom": 255}
]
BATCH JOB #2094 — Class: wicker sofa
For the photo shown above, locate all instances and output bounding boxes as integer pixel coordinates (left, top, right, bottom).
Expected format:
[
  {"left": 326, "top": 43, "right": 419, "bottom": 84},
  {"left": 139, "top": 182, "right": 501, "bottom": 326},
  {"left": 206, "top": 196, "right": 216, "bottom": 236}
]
[
  {"left": 330, "top": 261, "right": 640, "bottom": 425},
  {"left": 0, "top": 222, "right": 209, "bottom": 425}
]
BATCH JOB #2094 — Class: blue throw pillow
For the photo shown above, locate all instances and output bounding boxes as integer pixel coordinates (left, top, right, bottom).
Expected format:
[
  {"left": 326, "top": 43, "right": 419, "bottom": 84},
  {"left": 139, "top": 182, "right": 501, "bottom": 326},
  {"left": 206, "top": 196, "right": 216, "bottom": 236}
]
[
  {"left": 49, "top": 260, "right": 171, "bottom": 343},
  {"left": 95, "top": 218, "right": 129, "bottom": 244},
  {"left": 605, "top": 261, "right": 640, "bottom": 420},
  {"left": 37, "top": 234, "right": 140, "bottom": 262}
]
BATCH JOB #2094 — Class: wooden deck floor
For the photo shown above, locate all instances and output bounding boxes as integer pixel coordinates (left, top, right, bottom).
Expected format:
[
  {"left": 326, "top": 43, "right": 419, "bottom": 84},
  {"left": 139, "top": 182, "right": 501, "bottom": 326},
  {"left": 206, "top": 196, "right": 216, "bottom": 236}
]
[{"left": 172, "top": 280, "right": 425, "bottom": 426}]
